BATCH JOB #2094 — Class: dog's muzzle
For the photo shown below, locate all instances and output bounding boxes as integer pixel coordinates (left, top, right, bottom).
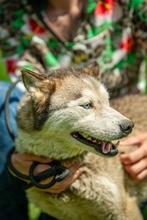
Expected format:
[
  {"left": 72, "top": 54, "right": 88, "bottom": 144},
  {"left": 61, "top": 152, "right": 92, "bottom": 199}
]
[{"left": 71, "top": 132, "right": 119, "bottom": 157}]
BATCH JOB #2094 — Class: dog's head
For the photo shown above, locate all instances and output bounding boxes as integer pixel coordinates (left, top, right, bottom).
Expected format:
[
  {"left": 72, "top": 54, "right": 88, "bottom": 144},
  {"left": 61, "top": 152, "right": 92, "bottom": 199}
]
[{"left": 17, "top": 63, "right": 134, "bottom": 159}]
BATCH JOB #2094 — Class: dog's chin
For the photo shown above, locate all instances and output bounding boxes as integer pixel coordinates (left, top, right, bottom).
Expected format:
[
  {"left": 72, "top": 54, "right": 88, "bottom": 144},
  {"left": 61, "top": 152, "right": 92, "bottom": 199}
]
[{"left": 71, "top": 132, "right": 119, "bottom": 157}]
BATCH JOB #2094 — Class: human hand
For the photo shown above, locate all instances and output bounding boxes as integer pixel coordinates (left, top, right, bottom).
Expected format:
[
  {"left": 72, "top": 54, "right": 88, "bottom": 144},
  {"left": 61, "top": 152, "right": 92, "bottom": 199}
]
[
  {"left": 11, "top": 150, "right": 82, "bottom": 193},
  {"left": 119, "top": 133, "right": 147, "bottom": 181}
]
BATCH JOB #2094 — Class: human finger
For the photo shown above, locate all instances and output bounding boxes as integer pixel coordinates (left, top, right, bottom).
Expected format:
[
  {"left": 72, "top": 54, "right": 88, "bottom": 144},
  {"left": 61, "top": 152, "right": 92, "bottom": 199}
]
[
  {"left": 38, "top": 163, "right": 82, "bottom": 194},
  {"left": 123, "top": 157, "right": 147, "bottom": 179},
  {"left": 120, "top": 133, "right": 147, "bottom": 146},
  {"left": 11, "top": 151, "right": 52, "bottom": 177},
  {"left": 49, "top": 169, "right": 82, "bottom": 194},
  {"left": 120, "top": 145, "right": 147, "bottom": 165},
  {"left": 13, "top": 150, "right": 52, "bottom": 163},
  {"left": 120, "top": 136, "right": 141, "bottom": 146},
  {"left": 137, "top": 168, "right": 147, "bottom": 181},
  {"left": 38, "top": 163, "right": 80, "bottom": 186}
]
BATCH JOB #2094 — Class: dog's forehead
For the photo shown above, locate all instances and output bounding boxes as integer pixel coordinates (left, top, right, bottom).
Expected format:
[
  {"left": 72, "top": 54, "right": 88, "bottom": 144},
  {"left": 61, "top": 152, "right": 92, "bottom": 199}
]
[
  {"left": 49, "top": 75, "right": 86, "bottom": 105},
  {"left": 50, "top": 73, "right": 108, "bottom": 108},
  {"left": 81, "top": 77, "right": 109, "bottom": 103},
  {"left": 53, "top": 74, "right": 96, "bottom": 95}
]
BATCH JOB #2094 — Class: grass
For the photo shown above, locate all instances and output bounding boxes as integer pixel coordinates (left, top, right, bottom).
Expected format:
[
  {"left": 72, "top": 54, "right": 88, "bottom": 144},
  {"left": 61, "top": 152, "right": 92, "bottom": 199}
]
[
  {"left": 28, "top": 202, "right": 147, "bottom": 220},
  {"left": 143, "top": 206, "right": 147, "bottom": 220},
  {"left": 28, "top": 202, "right": 41, "bottom": 220}
]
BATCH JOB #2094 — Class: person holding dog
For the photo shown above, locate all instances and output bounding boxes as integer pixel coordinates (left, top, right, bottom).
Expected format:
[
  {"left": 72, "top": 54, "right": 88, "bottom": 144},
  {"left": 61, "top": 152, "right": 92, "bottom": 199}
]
[
  {"left": 120, "top": 133, "right": 147, "bottom": 181},
  {"left": 0, "top": 0, "right": 147, "bottom": 219}
]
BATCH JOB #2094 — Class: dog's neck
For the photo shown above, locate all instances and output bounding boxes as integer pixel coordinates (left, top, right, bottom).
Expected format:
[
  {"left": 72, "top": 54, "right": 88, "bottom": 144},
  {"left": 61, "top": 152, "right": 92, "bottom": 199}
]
[{"left": 15, "top": 130, "right": 85, "bottom": 160}]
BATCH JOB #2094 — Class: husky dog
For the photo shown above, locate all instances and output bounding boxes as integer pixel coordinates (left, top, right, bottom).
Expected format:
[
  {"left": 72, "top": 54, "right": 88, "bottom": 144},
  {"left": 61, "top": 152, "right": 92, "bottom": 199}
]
[{"left": 16, "top": 64, "right": 147, "bottom": 220}]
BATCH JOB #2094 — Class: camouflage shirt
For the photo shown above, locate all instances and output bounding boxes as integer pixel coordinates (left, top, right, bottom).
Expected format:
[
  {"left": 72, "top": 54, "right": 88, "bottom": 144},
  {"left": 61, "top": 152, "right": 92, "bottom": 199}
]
[{"left": 0, "top": 0, "right": 147, "bottom": 97}]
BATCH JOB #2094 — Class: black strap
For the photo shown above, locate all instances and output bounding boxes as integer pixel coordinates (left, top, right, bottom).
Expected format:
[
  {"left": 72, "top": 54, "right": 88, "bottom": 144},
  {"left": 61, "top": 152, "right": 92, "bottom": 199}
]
[
  {"left": 7, "top": 147, "right": 70, "bottom": 189},
  {"left": 7, "top": 147, "right": 30, "bottom": 180},
  {"left": 4, "top": 78, "right": 22, "bottom": 141},
  {"left": 27, "top": 161, "right": 70, "bottom": 189}
]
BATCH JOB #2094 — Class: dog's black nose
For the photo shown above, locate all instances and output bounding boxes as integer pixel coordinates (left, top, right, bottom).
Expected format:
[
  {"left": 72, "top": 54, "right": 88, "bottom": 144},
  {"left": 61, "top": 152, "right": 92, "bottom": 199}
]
[{"left": 120, "top": 120, "right": 134, "bottom": 134}]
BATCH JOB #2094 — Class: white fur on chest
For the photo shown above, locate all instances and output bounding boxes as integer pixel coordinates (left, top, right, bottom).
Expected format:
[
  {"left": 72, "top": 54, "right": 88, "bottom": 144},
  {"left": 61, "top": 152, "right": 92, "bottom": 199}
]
[{"left": 27, "top": 154, "right": 126, "bottom": 220}]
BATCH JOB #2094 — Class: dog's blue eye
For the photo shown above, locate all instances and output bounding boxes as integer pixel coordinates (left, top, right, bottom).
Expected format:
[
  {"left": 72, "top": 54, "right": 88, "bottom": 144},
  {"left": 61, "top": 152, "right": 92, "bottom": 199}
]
[{"left": 81, "top": 103, "right": 93, "bottom": 109}]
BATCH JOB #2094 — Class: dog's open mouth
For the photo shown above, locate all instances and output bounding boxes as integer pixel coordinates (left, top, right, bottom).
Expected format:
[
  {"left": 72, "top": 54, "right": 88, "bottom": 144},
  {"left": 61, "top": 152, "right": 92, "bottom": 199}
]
[{"left": 71, "top": 132, "right": 119, "bottom": 157}]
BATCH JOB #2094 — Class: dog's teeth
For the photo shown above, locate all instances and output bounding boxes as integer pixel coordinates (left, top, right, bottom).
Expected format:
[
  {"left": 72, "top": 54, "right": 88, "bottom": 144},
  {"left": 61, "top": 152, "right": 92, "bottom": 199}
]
[
  {"left": 79, "top": 132, "right": 86, "bottom": 138},
  {"left": 114, "top": 141, "right": 119, "bottom": 148},
  {"left": 73, "top": 132, "right": 94, "bottom": 143},
  {"left": 88, "top": 137, "right": 92, "bottom": 141},
  {"left": 92, "top": 138, "right": 97, "bottom": 143},
  {"left": 83, "top": 134, "right": 88, "bottom": 139},
  {"left": 97, "top": 140, "right": 102, "bottom": 146},
  {"left": 107, "top": 142, "right": 112, "bottom": 151},
  {"left": 77, "top": 132, "right": 99, "bottom": 144},
  {"left": 111, "top": 141, "right": 120, "bottom": 148}
]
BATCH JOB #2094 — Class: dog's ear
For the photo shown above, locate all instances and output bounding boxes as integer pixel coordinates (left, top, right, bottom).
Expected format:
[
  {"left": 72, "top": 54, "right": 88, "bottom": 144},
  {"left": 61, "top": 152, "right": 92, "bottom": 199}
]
[
  {"left": 21, "top": 69, "right": 48, "bottom": 92},
  {"left": 83, "top": 61, "right": 100, "bottom": 80}
]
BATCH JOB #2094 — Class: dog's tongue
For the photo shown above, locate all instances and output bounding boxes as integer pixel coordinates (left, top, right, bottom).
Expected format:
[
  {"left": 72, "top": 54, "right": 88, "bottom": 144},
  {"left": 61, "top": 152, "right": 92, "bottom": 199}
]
[{"left": 101, "top": 142, "right": 112, "bottom": 154}]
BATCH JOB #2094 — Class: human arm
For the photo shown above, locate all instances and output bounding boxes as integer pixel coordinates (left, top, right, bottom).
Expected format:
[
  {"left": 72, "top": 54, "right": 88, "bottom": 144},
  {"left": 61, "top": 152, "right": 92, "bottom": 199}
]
[
  {"left": 119, "top": 132, "right": 147, "bottom": 181},
  {"left": 0, "top": 150, "right": 81, "bottom": 220},
  {"left": 10, "top": 150, "right": 82, "bottom": 193}
]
